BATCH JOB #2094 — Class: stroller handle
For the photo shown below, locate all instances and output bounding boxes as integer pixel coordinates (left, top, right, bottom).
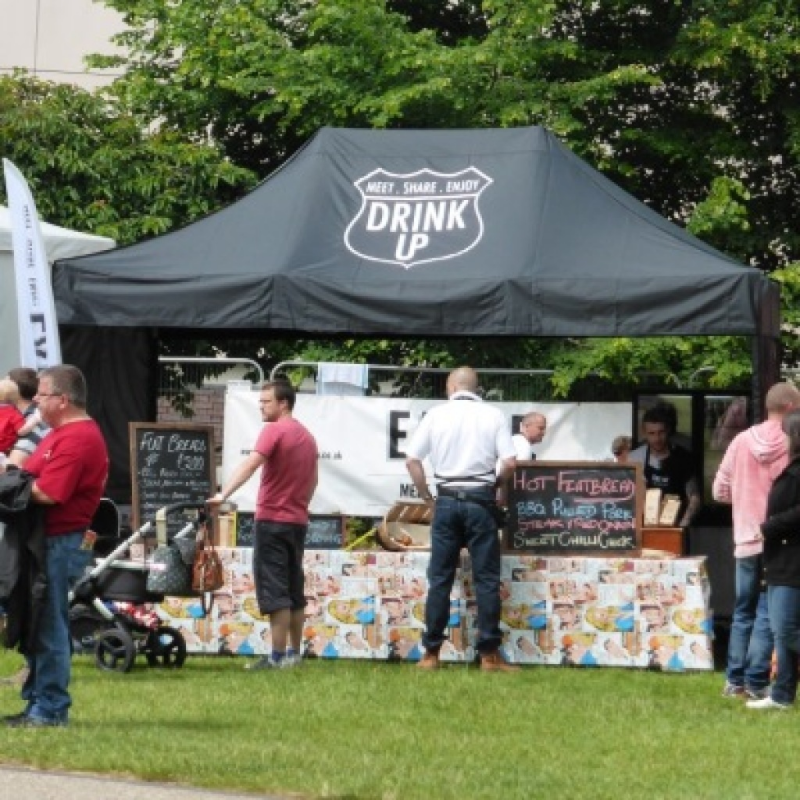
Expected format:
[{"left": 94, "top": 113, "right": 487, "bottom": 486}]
[
  {"left": 154, "top": 501, "right": 208, "bottom": 519},
  {"left": 154, "top": 502, "right": 209, "bottom": 545}
]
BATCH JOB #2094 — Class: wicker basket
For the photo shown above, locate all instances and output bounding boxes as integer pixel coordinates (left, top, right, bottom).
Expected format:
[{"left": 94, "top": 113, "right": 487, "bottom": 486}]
[{"left": 376, "top": 501, "right": 433, "bottom": 551}]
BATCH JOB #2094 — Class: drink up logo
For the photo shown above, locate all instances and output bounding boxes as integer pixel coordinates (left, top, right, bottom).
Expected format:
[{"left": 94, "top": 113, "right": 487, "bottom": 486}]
[{"left": 344, "top": 167, "right": 492, "bottom": 269}]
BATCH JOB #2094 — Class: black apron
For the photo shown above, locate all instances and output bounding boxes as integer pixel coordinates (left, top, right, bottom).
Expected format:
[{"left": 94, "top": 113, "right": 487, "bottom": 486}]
[{"left": 643, "top": 446, "right": 690, "bottom": 502}]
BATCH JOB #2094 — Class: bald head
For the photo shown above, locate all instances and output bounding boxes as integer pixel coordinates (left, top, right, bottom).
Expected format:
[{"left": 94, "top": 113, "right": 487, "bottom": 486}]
[
  {"left": 446, "top": 367, "right": 478, "bottom": 396},
  {"left": 766, "top": 382, "right": 800, "bottom": 416},
  {"left": 520, "top": 412, "right": 547, "bottom": 444}
]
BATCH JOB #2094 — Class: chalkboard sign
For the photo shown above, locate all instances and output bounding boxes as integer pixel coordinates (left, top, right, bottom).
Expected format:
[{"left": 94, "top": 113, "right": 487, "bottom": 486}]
[
  {"left": 505, "top": 461, "right": 643, "bottom": 555},
  {"left": 305, "top": 515, "right": 345, "bottom": 549},
  {"left": 235, "top": 512, "right": 256, "bottom": 547},
  {"left": 234, "top": 512, "right": 344, "bottom": 550},
  {"left": 130, "top": 423, "right": 215, "bottom": 536}
]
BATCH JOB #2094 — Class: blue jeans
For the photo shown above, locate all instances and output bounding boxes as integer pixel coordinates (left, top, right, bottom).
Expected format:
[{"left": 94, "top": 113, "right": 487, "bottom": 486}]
[
  {"left": 767, "top": 585, "right": 800, "bottom": 705},
  {"left": 726, "top": 555, "right": 773, "bottom": 691},
  {"left": 22, "top": 532, "right": 92, "bottom": 723},
  {"left": 423, "top": 490, "right": 502, "bottom": 654}
]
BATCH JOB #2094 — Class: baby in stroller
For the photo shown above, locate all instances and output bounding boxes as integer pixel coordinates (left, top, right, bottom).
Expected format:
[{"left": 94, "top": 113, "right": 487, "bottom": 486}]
[{"left": 69, "top": 501, "right": 208, "bottom": 672}]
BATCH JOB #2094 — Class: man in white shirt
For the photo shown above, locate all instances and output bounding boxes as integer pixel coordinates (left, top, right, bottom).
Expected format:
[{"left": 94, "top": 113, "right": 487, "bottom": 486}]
[
  {"left": 512, "top": 412, "right": 547, "bottom": 461},
  {"left": 406, "top": 367, "right": 518, "bottom": 672}
]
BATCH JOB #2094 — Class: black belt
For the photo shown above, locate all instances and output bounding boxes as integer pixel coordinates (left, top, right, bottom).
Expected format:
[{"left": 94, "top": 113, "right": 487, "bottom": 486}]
[{"left": 437, "top": 486, "right": 494, "bottom": 502}]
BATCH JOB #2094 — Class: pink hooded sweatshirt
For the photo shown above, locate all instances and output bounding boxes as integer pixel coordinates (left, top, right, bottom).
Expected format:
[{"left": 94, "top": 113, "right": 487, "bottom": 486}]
[{"left": 712, "top": 418, "right": 788, "bottom": 558}]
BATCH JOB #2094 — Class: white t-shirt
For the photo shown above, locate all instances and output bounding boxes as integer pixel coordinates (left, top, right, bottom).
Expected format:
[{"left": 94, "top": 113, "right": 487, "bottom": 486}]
[
  {"left": 406, "top": 391, "right": 516, "bottom": 487},
  {"left": 512, "top": 433, "right": 534, "bottom": 461}
]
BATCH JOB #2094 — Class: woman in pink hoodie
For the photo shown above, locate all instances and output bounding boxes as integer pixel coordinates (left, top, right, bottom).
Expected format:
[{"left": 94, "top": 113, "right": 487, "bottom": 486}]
[{"left": 713, "top": 381, "right": 800, "bottom": 699}]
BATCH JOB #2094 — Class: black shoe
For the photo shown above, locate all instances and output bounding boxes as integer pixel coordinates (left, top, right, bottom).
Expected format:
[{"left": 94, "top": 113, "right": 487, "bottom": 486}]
[
  {"left": 2, "top": 711, "right": 28, "bottom": 722},
  {"left": 5, "top": 714, "right": 66, "bottom": 728}
]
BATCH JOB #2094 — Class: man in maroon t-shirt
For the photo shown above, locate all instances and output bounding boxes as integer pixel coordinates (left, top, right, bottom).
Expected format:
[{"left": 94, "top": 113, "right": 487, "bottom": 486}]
[
  {"left": 6, "top": 365, "right": 108, "bottom": 728},
  {"left": 211, "top": 380, "right": 317, "bottom": 669}
]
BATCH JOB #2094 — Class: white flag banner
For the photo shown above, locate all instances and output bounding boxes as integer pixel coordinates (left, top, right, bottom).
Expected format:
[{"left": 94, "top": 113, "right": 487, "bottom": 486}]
[
  {"left": 223, "top": 390, "right": 631, "bottom": 517},
  {"left": 2, "top": 158, "right": 62, "bottom": 368}
]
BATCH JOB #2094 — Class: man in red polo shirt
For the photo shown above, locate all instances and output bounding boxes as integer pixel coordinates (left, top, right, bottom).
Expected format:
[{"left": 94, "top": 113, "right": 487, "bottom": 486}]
[{"left": 6, "top": 365, "right": 108, "bottom": 728}]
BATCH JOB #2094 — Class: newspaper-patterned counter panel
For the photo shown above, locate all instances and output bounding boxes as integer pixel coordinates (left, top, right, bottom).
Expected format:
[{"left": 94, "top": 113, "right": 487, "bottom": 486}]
[{"left": 151, "top": 550, "right": 713, "bottom": 671}]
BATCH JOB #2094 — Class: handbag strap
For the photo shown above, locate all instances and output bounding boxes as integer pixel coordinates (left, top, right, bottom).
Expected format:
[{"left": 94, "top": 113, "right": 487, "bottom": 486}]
[
  {"left": 201, "top": 518, "right": 220, "bottom": 556},
  {"left": 195, "top": 518, "right": 217, "bottom": 617},
  {"left": 200, "top": 591, "right": 215, "bottom": 616},
  {"left": 198, "top": 517, "right": 212, "bottom": 548}
]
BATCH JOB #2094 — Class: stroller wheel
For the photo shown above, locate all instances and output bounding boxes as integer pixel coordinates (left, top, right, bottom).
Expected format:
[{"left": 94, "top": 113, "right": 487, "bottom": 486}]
[
  {"left": 145, "top": 626, "right": 187, "bottom": 668},
  {"left": 69, "top": 605, "right": 110, "bottom": 655},
  {"left": 94, "top": 627, "right": 136, "bottom": 673}
]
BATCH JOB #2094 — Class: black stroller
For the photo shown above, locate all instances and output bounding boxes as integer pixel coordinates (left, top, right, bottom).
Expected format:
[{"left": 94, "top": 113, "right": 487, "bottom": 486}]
[{"left": 69, "top": 501, "right": 208, "bottom": 673}]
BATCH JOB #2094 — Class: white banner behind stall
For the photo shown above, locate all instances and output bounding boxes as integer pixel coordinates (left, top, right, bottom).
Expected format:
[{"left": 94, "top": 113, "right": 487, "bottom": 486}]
[{"left": 224, "top": 391, "right": 631, "bottom": 518}]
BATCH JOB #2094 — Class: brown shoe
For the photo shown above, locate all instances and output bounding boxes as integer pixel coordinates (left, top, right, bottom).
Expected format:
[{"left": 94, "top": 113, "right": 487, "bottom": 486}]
[
  {"left": 480, "top": 650, "right": 520, "bottom": 673},
  {"left": 417, "top": 649, "right": 441, "bottom": 671}
]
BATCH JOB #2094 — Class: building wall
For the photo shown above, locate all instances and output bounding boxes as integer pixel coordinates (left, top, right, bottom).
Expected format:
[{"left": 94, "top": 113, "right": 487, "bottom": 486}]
[{"left": 0, "top": 0, "right": 124, "bottom": 89}]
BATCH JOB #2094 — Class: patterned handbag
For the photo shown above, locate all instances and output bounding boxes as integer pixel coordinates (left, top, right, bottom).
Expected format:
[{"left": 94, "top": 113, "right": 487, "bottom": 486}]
[{"left": 146, "top": 544, "right": 193, "bottom": 596}]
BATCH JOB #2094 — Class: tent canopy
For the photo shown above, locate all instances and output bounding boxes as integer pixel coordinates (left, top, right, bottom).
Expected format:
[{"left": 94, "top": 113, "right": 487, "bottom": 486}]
[
  {"left": 0, "top": 206, "right": 115, "bottom": 377},
  {"left": 53, "top": 126, "right": 780, "bottom": 340}
]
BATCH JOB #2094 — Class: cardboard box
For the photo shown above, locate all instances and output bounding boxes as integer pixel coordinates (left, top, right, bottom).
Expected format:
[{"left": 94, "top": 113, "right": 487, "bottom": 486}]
[{"left": 642, "top": 527, "right": 685, "bottom": 556}]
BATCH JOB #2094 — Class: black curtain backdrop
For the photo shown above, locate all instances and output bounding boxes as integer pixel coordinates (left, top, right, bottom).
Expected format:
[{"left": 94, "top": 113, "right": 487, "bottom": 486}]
[{"left": 61, "top": 326, "right": 157, "bottom": 504}]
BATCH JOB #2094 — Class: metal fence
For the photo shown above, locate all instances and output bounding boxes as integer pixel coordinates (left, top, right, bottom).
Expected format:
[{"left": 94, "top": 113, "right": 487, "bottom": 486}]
[
  {"left": 157, "top": 357, "right": 264, "bottom": 416},
  {"left": 155, "top": 356, "right": 760, "bottom": 470},
  {"left": 268, "top": 361, "right": 648, "bottom": 402},
  {"left": 156, "top": 358, "right": 265, "bottom": 466},
  {"left": 157, "top": 357, "right": 765, "bottom": 418}
]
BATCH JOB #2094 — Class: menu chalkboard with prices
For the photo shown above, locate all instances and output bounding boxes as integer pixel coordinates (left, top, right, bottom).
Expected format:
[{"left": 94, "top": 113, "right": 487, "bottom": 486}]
[
  {"left": 130, "top": 423, "right": 215, "bottom": 536},
  {"left": 234, "top": 512, "right": 344, "bottom": 550},
  {"left": 505, "top": 461, "right": 643, "bottom": 555}
]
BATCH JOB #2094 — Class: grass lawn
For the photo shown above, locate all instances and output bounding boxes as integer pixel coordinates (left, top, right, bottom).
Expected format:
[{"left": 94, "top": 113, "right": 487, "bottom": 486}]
[{"left": 0, "top": 649, "right": 792, "bottom": 799}]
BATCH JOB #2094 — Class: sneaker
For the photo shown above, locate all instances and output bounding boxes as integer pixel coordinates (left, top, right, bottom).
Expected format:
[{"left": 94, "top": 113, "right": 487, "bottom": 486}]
[
  {"left": 746, "top": 696, "right": 790, "bottom": 711},
  {"left": 722, "top": 682, "right": 745, "bottom": 698},
  {"left": 245, "top": 655, "right": 293, "bottom": 671},
  {"left": 745, "top": 686, "right": 770, "bottom": 701}
]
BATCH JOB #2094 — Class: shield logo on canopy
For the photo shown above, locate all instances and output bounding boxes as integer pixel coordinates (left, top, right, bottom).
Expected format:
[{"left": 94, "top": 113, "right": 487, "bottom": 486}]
[{"left": 344, "top": 167, "right": 493, "bottom": 269}]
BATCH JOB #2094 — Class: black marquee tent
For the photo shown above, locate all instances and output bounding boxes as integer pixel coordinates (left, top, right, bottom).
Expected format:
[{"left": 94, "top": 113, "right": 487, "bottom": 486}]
[
  {"left": 56, "top": 126, "right": 779, "bottom": 337},
  {"left": 52, "top": 126, "right": 781, "bottom": 500}
]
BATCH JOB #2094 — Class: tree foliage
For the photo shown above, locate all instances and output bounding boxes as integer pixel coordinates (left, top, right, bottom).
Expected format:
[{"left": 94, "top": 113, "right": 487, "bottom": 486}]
[
  {"left": 0, "top": 73, "right": 253, "bottom": 245},
  {"left": 7, "top": 1, "right": 800, "bottom": 388}
]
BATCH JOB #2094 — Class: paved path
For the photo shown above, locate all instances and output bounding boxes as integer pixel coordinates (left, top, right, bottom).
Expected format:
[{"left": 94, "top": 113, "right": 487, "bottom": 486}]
[{"left": 0, "top": 765, "right": 283, "bottom": 800}]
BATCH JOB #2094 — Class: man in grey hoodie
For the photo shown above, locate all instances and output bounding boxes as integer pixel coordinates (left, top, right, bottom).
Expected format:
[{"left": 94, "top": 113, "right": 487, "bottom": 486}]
[{"left": 713, "top": 382, "right": 800, "bottom": 699}]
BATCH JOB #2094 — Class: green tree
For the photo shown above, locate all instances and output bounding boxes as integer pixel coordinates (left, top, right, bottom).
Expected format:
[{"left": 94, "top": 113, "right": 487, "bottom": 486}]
[
  {"left": 15, "top": 1, "right": 800, "bottom": 388},
  {"left": 96, "top": 0, "right": 800, "bottom": 262},
  {"left": 0, "top": 73, "right": 253, "bottom": 244}
]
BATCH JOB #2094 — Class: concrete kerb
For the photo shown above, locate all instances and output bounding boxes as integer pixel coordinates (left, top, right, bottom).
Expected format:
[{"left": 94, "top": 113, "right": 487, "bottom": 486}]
[{"left": 0, "top": 765, "right": 287, "bottom": 800}]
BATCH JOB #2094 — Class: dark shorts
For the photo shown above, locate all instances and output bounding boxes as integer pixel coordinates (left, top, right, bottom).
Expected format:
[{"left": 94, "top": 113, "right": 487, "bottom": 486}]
[{"left": 253, "top": 520, "right": 308, "bottom": 615}]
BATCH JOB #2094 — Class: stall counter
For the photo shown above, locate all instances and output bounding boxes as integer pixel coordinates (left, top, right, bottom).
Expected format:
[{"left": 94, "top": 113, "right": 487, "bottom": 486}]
[{"left": 153, "top": 549, "right": 713, "bottom": 671}]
